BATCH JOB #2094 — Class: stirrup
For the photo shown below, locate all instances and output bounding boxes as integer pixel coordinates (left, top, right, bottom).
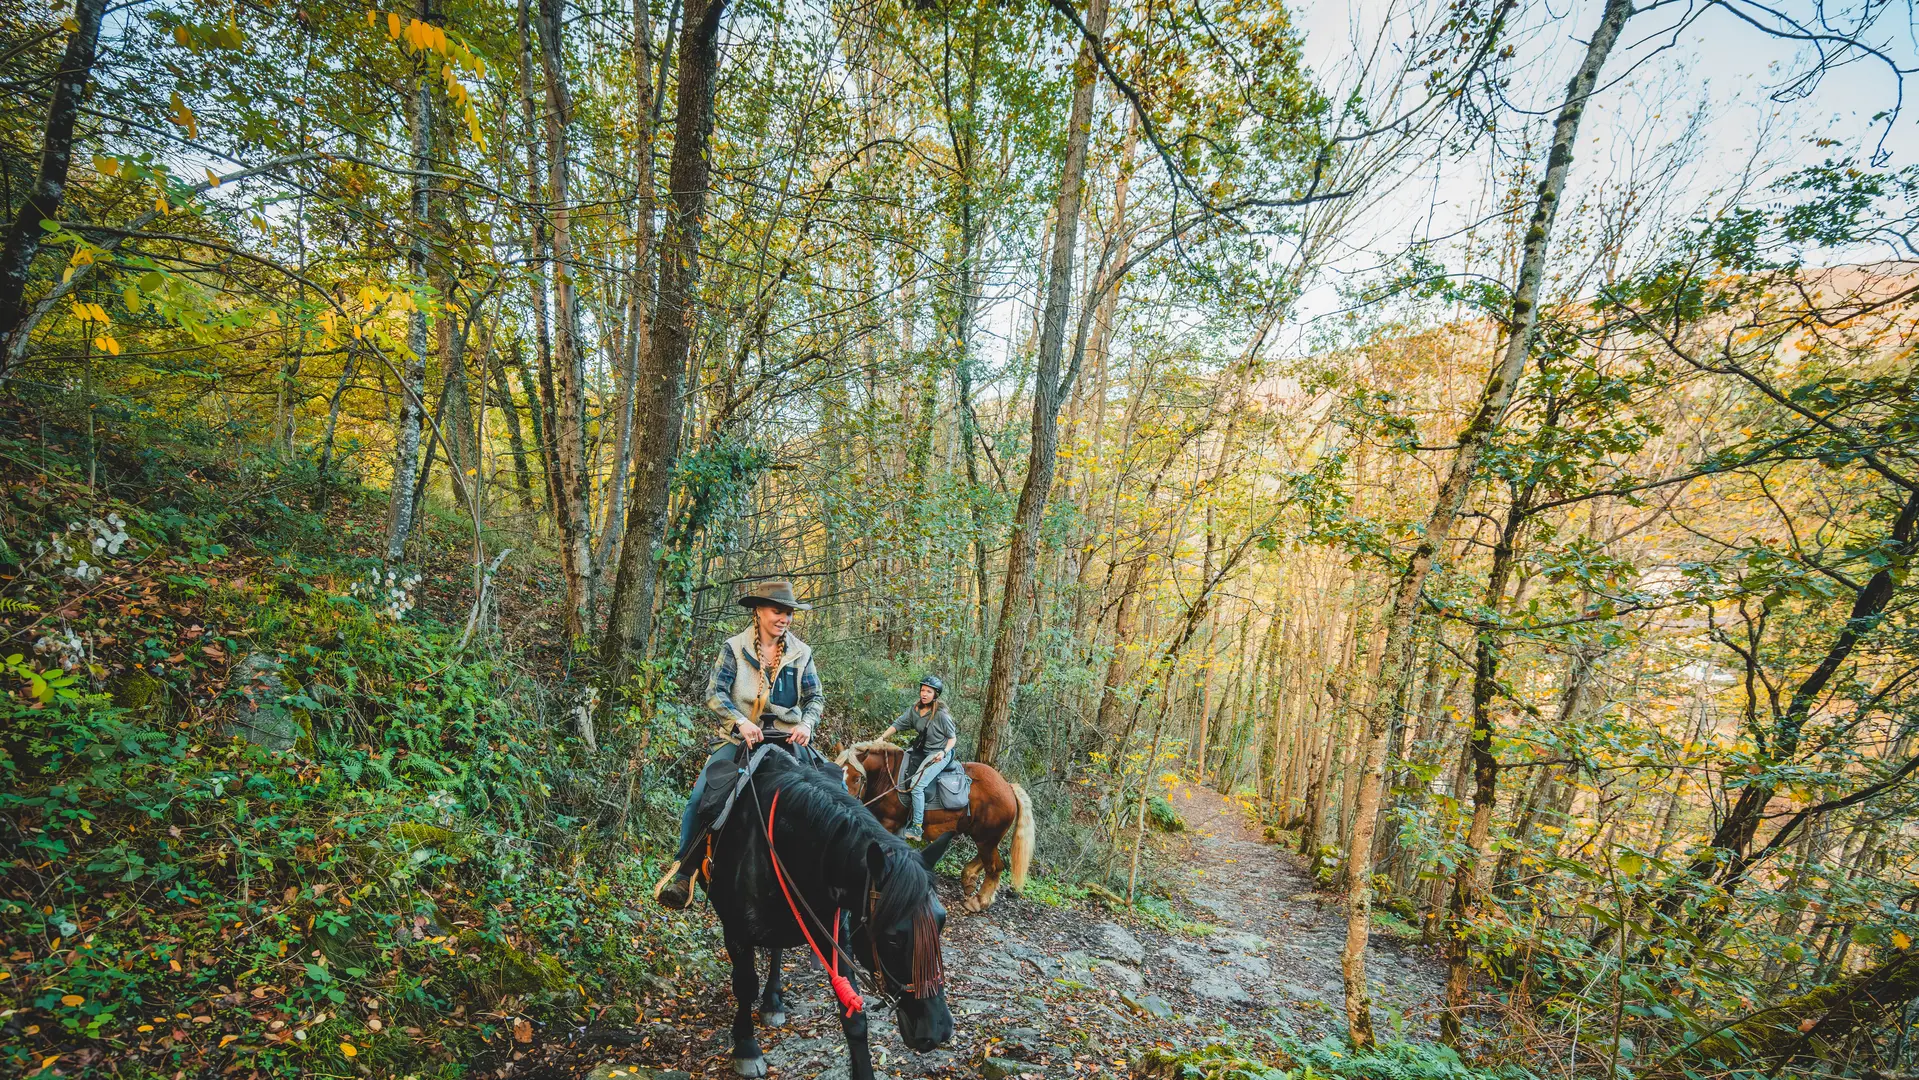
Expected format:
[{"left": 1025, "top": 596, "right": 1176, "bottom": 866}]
[{"left": 654, "top": 861, "right": 694, "bottom": 910}]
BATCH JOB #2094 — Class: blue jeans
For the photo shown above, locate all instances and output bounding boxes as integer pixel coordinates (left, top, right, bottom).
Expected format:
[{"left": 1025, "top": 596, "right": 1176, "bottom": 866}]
[
  {"left": 676, "top": 741, "right": 743, "bottom": 863},
  {"left": 675, "top": 738, "right": 830, "bottom": 864},
  {"left": 907, "top": 753, "right": 946, "bottom": 829}
]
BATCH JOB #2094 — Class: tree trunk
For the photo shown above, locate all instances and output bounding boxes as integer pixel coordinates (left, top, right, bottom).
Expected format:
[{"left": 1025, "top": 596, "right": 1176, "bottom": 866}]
[
  {"left": 1695, "top": 952, "right": 1919, "bottom": 1067},
  {"left": 534, "top": 0, "right": 594, "bottom": 639},
  {"left": 972, "top": 0, "right": 1108, "bottom": 768},
  {"left": 518, "top": 0, "right": 560, "bottom": 524},
  {"left": 489, "top": 347, "right": 536, "bottom": 511},
  {"left": 1093, "top": 552, "right": 1148, "bottom": 734},
  {"left": 601, "top": 0, "right": 729, "bottom": 693},
  {"left": 316, "top": 353, "right": 357, "bottom": 493},
  {"left": 1440, "top": 497, "right": 1531, "bottom": 1044},
  {"left": 384, "top": 0, "right": 440, "bottom": 565},
  {"left": 1340, "top": 0, "right": 1633, "bottom": 1044},
  {"left": 0, "top": 0, "right": 109, "bottom": 358},
  {"left": 1674, "top": 484, "right": 1919, "bottom": 903},
  {"left": 592, "top": 3, "right": 658, "bottom": 589}
]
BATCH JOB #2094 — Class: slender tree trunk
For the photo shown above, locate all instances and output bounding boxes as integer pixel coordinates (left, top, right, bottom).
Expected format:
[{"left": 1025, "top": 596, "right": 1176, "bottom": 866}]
[
  {"left": 518, "top": 0, "right": 560, "bottom": 524},
  {"left": 1339, "top": 0, "right": 1633, "bottom": 1044},
  {"left": 384, "top": 0, "right": 440, "bottom": 565},
  {"left": 0, "top": 0, "right": 109, "bottom": 358},
  {"left": 592, "top": 4, "right": 658, "bottom": 588},
  {"left": 489, "top": 348, "right": 536, "bottom": 511},
  {"left": 438, "top": 301, "right": 473, "bottom": 509},
  {"left": 972, "top": 0, "right": 1108, "bottom": 767},
  {"left": 601, "top": 0, "right": 729, "bottom": 692},
  {"left": 534, "top": 0, "right": 594, "bottom": 639},
  {"left": 1441, "top": 498, "right": 1531, "bottom": 1044},
  {"left": 316, "top": 353, "right": 357, "bottom": 490},
  {"left": 1094, "top": 552, "right": 1148, "bottom": 734},
  {"left": 508, "top": 343, "right": 551, "bottom": 509}
]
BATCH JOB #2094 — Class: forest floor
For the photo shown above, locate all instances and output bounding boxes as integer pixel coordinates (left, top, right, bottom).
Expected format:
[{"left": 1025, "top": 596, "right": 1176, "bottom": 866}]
[{"left": 500, "top": 782, "right": 1446, "bottom": 1080}]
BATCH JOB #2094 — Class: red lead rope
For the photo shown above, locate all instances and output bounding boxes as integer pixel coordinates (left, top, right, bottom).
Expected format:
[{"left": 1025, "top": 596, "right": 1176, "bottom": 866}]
[{"left": 766, "top": 790, "right": 865, "bottom": 1017}]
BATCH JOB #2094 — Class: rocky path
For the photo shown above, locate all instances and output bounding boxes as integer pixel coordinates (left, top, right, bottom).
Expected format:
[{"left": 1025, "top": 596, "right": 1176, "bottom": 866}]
[{"left": 541, "top": 783, "right": 1445, "bottom": 1080}]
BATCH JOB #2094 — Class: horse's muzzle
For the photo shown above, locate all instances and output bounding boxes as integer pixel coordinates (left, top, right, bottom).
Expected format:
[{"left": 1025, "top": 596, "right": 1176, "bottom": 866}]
[{"left": 897, "top": 992, "right": 955, "bottom": 1052}]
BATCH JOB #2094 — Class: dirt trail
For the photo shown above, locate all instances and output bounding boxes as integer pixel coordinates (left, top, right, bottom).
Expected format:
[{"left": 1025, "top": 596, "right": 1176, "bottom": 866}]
[{"left": 541, "top": 782, "right": 1445, "bottom": 1080}]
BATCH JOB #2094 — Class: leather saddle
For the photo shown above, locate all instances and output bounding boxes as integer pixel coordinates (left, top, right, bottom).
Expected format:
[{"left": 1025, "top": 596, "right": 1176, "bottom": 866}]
[{"left": 898, "top": 749, "right": 972, "bottom": 812}]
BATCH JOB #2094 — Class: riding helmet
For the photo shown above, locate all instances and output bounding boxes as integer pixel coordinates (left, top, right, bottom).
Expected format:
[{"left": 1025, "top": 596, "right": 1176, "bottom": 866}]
[{"left": 920, "top": 674, "right": 944, "bottom": 696}]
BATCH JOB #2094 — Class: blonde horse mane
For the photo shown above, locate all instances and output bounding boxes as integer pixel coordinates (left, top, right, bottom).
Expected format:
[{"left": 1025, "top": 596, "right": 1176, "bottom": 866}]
[{"left": 834, "top": 740, "right": 901, "bottom": 779}]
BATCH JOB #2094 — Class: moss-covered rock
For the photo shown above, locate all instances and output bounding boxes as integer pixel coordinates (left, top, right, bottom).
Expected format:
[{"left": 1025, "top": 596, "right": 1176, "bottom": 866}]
[
  {"left": 391, "top": 822, "right": 472, "bottom": 856},
  {"left": 458, "top": 931, "right": 569, "bottom": 995},
  {"left": 110, "top": 669, "right": 171, "bottom": 720}
]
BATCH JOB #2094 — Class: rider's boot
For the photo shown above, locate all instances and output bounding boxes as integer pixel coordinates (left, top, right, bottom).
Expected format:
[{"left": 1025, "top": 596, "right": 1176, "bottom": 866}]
[{"left": 653, "top": 860, "right": 695, "bottom": 909}]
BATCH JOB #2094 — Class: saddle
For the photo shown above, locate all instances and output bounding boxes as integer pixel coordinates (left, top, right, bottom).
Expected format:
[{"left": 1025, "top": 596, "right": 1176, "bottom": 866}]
[
  {"left": 697, "top": 737, "right": 837, "bottom": 837},
  {"left": 898, "top": 749, "right": 972, "bottom": 812}
]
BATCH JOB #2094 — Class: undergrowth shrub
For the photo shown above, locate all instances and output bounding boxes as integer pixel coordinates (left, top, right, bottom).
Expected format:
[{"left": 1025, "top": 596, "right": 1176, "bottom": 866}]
[{"left": 0, "top": 407, "right": 701, "bottom": 1079}]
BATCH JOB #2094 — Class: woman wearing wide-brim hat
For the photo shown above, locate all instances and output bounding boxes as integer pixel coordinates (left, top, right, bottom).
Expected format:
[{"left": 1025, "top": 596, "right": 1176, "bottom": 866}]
[{"left": 655, "top": 579, "right": 826, "bottom": 910}]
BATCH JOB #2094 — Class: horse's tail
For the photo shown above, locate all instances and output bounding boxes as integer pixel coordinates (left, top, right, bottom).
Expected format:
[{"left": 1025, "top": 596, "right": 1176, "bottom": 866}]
[{"left": 1008, "top": 782, "right": 1035, "bottom": 894}]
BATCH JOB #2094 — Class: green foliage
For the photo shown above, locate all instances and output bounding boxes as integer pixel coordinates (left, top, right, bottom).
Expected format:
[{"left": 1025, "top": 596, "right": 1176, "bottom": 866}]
[
  {"left": 1137, "top": 1039, "right": 1538, "bottom": 1080},
  {"left": 1148, "top": 793, "right": 1187, "bottom": 832},
  {"left": 1284, "top": 1038, "right": 1539, "bottom": 1080},
  {"left": 1016, "top": 873, "right": 1088, "bottom": 909},
  {"left": 0, "top": 415, "right": 694, "bottom": 1079}
]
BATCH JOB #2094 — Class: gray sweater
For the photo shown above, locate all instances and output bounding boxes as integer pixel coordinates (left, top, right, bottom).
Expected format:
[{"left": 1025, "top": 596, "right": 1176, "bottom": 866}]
[{"left": 896, "top": 702, "right": 957, "bottom": 756}]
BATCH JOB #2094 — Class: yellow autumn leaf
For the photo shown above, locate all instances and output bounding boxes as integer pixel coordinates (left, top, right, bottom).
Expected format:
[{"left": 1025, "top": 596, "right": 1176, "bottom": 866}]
[
  {"left": 94, "top": 155, "right": 120, "bottom": 177},
  {"left": 387, "top": 11, "right": 401, "bottom": 38},
  {"left": 137, "top": 1024, "right": 154, "bottom": 1032},
  {"left": 340, "top": 1041, "right": 358, "bottom": 1057},
  {"left": 219, "top": 1034, "right": 238, "bottom": 1048},
  {"left": 1895, "top": 931, "right": 1911, "bottom": 950},
  {"left": 61, "top": 994, "right": 84, "bottom": 1006}
]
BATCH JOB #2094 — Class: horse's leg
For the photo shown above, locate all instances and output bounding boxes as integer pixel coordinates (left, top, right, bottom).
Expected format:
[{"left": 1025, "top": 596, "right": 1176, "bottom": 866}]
[
  {"left": 759, "top": 947, "right": 786, "bottom": 1027},
  {"left": 834, "top": 912, "right": 878, "bottom": 1080},
  {"left": 972, "top": 831, "right": 1007, "bottom": 911},
  {"left": 958, "top": 827, "right": 984, "bottom": 898},
  {"left": 725, "top": 935, "right": 767, "bottom": 1077}
]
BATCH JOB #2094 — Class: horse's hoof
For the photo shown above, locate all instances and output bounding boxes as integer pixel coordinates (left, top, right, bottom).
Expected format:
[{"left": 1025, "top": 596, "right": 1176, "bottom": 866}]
[
  {"left": 759, "top": 1010, "right": 786, "bottom": 1028},
  {"left": 733, "top": 1055, "right": 767, "bottom": 1077},
  {"left": 960, "top": 898, "right": 982, "bottom": 914}
]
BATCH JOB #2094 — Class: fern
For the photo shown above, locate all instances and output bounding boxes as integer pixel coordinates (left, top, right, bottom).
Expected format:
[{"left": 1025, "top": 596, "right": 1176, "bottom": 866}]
[{"left": 0, "top": 597, "right": 41, "bottom": 615}]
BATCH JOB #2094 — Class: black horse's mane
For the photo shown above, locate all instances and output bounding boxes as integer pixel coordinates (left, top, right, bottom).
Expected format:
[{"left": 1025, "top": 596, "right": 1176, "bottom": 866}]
[{"left": 751, "top": 749, "right": 934, "bottom": 930}]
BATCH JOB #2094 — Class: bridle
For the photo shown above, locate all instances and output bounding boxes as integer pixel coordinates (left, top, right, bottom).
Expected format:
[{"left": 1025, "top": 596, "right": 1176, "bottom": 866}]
[{"left": 752, "top": 784, "right": 944, "bottom": 1016}]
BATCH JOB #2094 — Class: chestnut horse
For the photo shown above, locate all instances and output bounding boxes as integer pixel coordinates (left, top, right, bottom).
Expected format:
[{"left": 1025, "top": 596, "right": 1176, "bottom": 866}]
[{"left": 835, "top": 742, "right": 1034, "bottom": 912}]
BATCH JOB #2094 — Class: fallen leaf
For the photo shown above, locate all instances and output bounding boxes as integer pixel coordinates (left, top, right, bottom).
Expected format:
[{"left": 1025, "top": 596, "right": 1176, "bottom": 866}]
[
  {"left": 513, "top": 1017, "right": 533, "bottom": 1043},
  {"left": 340, "top": 1041, "right": 358, "bottom": 1057},
  {"left": 61, "top": 994, "right": 83, "bottom": 1007}
]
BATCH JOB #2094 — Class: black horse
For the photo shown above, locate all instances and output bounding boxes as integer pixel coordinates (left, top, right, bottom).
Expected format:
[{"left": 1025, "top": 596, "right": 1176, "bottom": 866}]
[{"left": 701, "top": 741, "right": 956, "bottom": 1079}]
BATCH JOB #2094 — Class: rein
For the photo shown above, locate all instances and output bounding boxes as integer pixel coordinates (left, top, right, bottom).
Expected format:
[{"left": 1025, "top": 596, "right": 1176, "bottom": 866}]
[
  {"left": 763, "top": 788, "right": 865, "bottom": 1017},
  {"left": 756, "top": 782, "right": 945, "bottom": 1013}
]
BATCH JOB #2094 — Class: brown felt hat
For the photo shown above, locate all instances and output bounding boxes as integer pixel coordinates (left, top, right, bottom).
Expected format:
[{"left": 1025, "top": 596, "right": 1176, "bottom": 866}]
[{"left": 737, "top": 579, "right": 810, "bottom": 611}]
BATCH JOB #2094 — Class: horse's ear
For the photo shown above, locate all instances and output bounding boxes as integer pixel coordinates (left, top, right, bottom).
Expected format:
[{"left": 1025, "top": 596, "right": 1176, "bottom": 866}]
[{"left": 920, "top": 832, "right": 955, "bottom": 871}]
